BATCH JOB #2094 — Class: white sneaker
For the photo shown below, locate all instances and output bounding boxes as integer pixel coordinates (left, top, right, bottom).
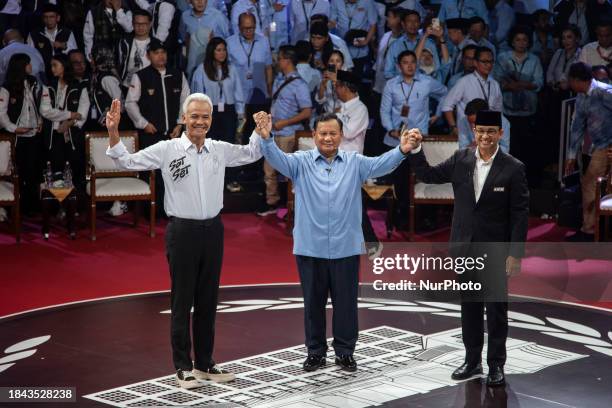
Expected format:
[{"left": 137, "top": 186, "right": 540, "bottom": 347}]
[
  {"left": 176, "top": 369, "right": 200, "bottom": 389},
  {"left": 108, "top": 201, "right": 127, "bottom": 217},
  {"left": 193, "top": 365, "right": 235, "bottom": 383},
  {"left": 0, "top": 207, "right": 7, "bottom": 222}
]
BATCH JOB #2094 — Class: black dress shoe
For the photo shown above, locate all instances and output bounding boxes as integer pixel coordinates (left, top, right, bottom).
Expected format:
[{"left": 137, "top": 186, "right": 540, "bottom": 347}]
[
  {"left": 335, "top": 355, "right": 357, "bottom": 372},
  {"left": 486, "top": 366, "right": 505, "bottom": 387},
  {"left": 565, "top": 231, "right": 594, "bottom": 242},
  {"left": 303, "top": 354, "right": 326, "bottom": 372},
  {"left": 451, "top": 362, "right": 483, "bottom": 380}
]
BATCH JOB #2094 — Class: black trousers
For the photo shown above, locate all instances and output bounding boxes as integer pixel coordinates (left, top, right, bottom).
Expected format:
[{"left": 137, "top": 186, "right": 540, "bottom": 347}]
[
  {"left": 296, "top": 255, "right": 359, "bottom": 357},
  {"left": 209, "top": 104, "right": 237, "bottom": 144},
  {"left": 165, "top": 215, "right": 224, "bottom": 371},
  {"left": 460, "top": 245, "right": 508, "bottom": 368},
  {"left": 362, "top": 191, "right": 378, "bottom": 244},
  {"left": 507, "top": 114, "right": 537, "bottom": 185},
  {"left": 15, "top": 135, "right": 42, "bottom": 211}
]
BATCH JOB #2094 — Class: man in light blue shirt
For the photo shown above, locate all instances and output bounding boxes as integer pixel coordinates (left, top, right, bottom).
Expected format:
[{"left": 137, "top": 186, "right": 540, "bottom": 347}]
[
  {"left": 384, "top": 9, "right": 439, "bottom": 79},
  {"left": 259, "top": 45, "right": 313, "bottom": 215},
  {"left": 179, "top": 0, "right": 230, "bottom": 43},
  {"left": 381, "top": 50, "right": 447, "bottom": 147},
  {"left": 290, "top": 0, "right": 330, "bottom": 43},
  {"left": 254, "top": 110, "right": 412, "bottom": 373},
  {"left": 438, "top": 0, "right": 489, "bottom": 23},
  {"left": 486, "top": 0, "right": 514, "bottom": 51},
  {"left": 231, "top": 0, "right": 274, "bottom": 38},
  {"left": 330, "top": 0, "right": 377, "bottom": 61}
]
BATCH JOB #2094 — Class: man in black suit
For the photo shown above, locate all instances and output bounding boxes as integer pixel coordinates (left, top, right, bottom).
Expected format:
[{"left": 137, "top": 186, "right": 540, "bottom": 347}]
[{"left": 406, "top": 110, "right": 529, "bottom": 387}]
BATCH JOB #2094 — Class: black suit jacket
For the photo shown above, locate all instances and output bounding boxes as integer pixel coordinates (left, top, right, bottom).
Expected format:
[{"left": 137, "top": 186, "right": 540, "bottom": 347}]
[{"left": 409, "top": 147, "right": 529, "bottom": 258}]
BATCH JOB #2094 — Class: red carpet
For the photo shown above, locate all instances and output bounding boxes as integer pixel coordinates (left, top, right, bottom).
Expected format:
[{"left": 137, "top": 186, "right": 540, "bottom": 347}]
[{"left": 1, "top": 211, "right": 610, "bottom": 317}]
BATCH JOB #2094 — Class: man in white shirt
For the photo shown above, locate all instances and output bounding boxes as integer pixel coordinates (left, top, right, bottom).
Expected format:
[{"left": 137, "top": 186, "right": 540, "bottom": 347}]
[
  {"left": 442, "top": 46, "right": 502, "bottom": 138},
  {"left": 105, "top": 94, "right": 263, "bottom": 389},
  {"left": 579, "top": 19, "right": 612, "bottom": 66}
]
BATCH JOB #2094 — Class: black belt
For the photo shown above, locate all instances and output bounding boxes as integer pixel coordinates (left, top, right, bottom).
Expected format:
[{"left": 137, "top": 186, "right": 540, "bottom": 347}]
[{"left": 168, "top": 214, "right": 220, "bottom": 227}]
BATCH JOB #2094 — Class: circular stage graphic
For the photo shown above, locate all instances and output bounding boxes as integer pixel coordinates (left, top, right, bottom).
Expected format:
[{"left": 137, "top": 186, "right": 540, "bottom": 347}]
[{"left": 0, "top": 285, "right": 610, "bottom": 407}]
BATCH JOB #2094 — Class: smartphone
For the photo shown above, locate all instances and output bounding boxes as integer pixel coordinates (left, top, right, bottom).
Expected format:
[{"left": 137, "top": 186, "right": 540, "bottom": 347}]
[
  {"left": 327, "top": 64, "right": 337, "bottom": 73},
  {"left": 399, "top": 122, "right": 407, "bottom": 138},
  {"left": 432, "top": 18, "right": 440, "bottom": 30}
]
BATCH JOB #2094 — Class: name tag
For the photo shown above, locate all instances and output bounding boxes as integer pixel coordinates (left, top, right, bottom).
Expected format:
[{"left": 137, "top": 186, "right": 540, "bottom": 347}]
[
  {"left": 493, "top": 187, "right": 505, "bottom": 192},
  {"left": 218, "top": 102, "right": 225, "bottom": 112}
]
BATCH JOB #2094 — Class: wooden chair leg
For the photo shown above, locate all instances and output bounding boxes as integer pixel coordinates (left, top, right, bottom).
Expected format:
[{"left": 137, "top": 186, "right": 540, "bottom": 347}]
[
  {"left": 604, "top": 215, "right": 609, "bottom": 242},
  {"left": 595, "top": 208, "right": 601, "bottom": 242},
  {"left": 150, "top": 199, "right": 156, "bottom": 238},
  {"left": 90, "top": 200, "right": 96, "bottom": 241}
]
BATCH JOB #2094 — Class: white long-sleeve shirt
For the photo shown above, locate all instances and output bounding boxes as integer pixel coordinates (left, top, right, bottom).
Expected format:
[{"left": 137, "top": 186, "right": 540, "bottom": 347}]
[
  {"left": 338, "top": 96, "right": 368, "bottom": 154},
  {"left": 125, "top": 69, "right": 190, "bottom": 130},
  {"left": 106, "top": 131, "right": 263, "bottom": 219},
  {"left": 39, "top": 84, "right": 89, "bottom": 130},
  {"left": 0, "top": 83, "right": 41, "bottom": 137},
  {"left": 83, "top": 8, "right": 133, "bottom": 60}
]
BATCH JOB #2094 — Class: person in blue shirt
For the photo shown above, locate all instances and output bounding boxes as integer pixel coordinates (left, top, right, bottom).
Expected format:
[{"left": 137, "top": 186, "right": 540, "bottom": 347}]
[
  {"left": 447, "top": 44, "right": 478, "bottom": 88},
  {"left": 179, "top": 0, "right": 231, "bottom": 51},
  {"left": 190, "top": 37, "right": 245, "bottom": 143},
  {"left": 384, "top": 9, "right": 440, "bottom": 79},
  {"left": 231, "top": 0, "right": 274, "bottom": 38},
  {"left": 493, "top": 25, "right": 543, "bottom": 181},
  {"left": 330, "top": 0, "right": 377, "bottom": 74},
  {"left": 258, "top": 45, "right": 313, "bottom": 216},
  {"left": 564, "top": 62, "right": 612, "bottom": 242},
  {"left": 486, "top": 0, "right": 515, "bottom": 52},
  {"left": 381, "top": 50, "right": 448, "bottom": 147},
  {"left": 438, "top": 0, "right": 489, "bottom": 23},
  {"left": 226, "top": 13, "right": 274, "bottom": 143},
  {"left": 254, "top": 110, "right": 413, "bottom": 373},
  {"left": 290, "top": 0, "right": 331, "bottom": 43},
  {"left": 530, "top": 9, "right": 555, "bottom": 67},
  {"left": 467, "top": 16, "right": 497, "bottom": 59},
  {"left": 269, "top": 0, "right": 292, "bottom": 52}
]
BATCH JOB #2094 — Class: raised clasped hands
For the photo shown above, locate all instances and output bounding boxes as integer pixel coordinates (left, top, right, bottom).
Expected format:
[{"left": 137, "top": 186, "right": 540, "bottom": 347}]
[
  {"left": 253, "top": 111, "right": 272, "bottom": 139},
  {"left": 400, "top": 127, "right": 422, "bottom": 154}
]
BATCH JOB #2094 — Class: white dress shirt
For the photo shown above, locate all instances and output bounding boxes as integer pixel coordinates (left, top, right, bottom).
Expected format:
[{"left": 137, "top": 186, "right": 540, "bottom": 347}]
[
  {"left": 579, "top": 41, "right": 612, "bottom": 67},
  {"left": 338, "top": 95, "right": 368, "bottom": 153},
  {"left": 474, "top": 145, "right": 498, "bottom": 202},
  {"left": 107, "top": 132, "right": 263, "bottom": 219}
]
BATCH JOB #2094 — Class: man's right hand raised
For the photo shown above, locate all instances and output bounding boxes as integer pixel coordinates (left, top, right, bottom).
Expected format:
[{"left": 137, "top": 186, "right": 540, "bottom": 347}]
[{"left": 107, "top": 99, "right": 121, "bottom": 147}]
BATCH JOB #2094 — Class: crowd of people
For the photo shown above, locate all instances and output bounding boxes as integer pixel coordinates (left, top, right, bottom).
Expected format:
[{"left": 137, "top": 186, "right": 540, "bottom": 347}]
[{"left": 0, "top": 0, "right": 611, "bottom": 240}]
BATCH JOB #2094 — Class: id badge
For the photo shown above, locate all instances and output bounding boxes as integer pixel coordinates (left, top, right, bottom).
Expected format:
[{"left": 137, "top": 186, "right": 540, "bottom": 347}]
[
  {"left": 270, "top": 22, "right": 277, "bottom": 32},
  {"left": 218, "top": 102, "right": 225, "bottom": 112},
  {"left": 401, "top": 104, "right": 410, "bottom": 118},
  {"left": 246, "top": 71, "right": 253, "bottom": 80},
  {"left": 91, "top": 106, "right": 98, "bottom": 119}
]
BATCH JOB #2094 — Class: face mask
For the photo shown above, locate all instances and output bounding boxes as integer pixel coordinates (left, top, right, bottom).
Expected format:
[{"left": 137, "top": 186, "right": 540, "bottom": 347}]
[{"left": 420, "top": 64, "right": 435, "bottom": 75}]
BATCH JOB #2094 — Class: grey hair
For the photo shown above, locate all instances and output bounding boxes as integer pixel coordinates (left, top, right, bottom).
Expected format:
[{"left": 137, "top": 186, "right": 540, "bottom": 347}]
[{"left": 182, "top": 93, "right": 213, "bottom": 114}]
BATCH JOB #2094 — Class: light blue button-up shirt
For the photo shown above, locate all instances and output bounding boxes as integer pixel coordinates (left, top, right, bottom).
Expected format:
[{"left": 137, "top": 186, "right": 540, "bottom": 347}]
[
  {"left": 569, "top": 80, "right": 612, "bottom": 158},
  {"left": 384, "top": 34, "right": 440, "bottom": 79},
  {"left": 493, "top": 51, "right": 543, "bottom": 116},
  {"left": 269, "top": 0, "right": 292, "bottom": 50},
  {"left": 437, "top": 0, "right": 489, "bottom": 23},
  {"left": 261, "top": 137, "right": 406, "bottom": 258},
  {"left": 231, "top": 0, "right": 274, "bottom": 37},
  {"left": 190, "top": 64, "right": 246, "bottom": 115},
  {"left": 380, "top": 73, "right": 448, "bottom": 146},
  {"left": 271, "top": 71, "right": 312, "bottom": 137},
  {"left": 226, "top": 33, "right": 272, "bottom": 103},
  {"left": 290, "top": 0, "right": 331, "bottom": 43},
  {"left": 179, "top": 5, "right": 231, "bottom": 41},
  {"left": 330, "top": 0, "right": 377, "bottom": 59}
]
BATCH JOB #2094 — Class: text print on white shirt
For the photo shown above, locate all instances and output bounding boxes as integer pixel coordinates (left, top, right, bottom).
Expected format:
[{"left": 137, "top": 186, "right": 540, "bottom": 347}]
[{"left": 169, "top": 156, "right": 191, "bottom": 182}]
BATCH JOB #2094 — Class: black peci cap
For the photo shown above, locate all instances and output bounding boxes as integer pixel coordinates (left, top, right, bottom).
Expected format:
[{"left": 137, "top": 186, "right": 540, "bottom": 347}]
[{"left": 475, "top": 110, "right": 502, "bottom": 127}]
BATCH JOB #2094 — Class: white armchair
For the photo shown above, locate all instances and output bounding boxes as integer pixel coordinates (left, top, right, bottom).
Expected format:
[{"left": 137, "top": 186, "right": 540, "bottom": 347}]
[
  {"left": 0, "top": 133, "right": 20, "bottom": 242},
  {"left": 85, "top": 131, "right": 156, "bottom": 241}
]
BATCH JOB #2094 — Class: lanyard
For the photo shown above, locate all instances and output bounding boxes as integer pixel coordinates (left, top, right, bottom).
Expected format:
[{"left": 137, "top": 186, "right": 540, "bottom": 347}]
[
  {"left": 302, "top": 0, "right": 318, "bottom": 33},
  {"left": 216, "top": 69, "right": 224, "bottom": 101},
  {"left": 457, "top": 0, "right": 464, "bottom": 18},
  {"left": 400, "top": 80, "right": 415, "bottom": 103},
  {"left": 511, "top": 55, "right": 528, "bottom": 77},
  {"left": 344, "top": 0, "right": 359, "bottom": 30},
  {"left": 239, "top": 37, "right": 257, "bottom": 68},
  {"left": 475, "top": 74, "right": 490, "bottom": 104}
]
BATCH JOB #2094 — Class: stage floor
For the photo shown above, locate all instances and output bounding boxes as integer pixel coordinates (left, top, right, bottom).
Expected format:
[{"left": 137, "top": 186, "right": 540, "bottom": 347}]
[{"left": 1, "top": 285, "right": 611, "bottom": 407}]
